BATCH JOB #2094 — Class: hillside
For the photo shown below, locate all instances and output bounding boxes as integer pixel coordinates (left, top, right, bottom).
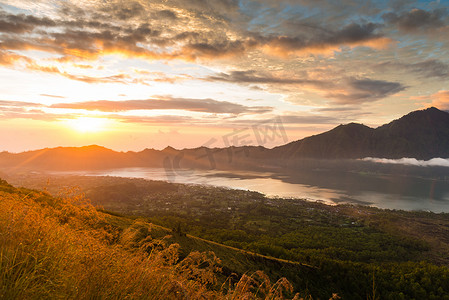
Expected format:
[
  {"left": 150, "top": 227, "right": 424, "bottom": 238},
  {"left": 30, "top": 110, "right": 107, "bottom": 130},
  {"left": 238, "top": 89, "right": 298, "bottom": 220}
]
[
  {"left": 4, "top": 174, "right": 449, "bottom": 299},
  {"left": 0, "top": 178, "right": 311, "bottom": 299}
]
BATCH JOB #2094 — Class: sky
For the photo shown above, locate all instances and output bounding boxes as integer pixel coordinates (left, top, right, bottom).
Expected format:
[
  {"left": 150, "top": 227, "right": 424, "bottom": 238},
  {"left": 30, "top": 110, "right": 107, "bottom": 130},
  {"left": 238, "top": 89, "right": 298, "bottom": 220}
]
[{"left": 0, "top": 0, "right": 448, "bottom": 152}]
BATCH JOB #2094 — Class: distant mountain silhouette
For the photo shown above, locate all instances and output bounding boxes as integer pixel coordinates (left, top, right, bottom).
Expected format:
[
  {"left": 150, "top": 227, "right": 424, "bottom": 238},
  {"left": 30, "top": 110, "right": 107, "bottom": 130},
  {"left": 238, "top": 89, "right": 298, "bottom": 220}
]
[
  {"left": 372, "top": 107, "right": 449, "bottom": 159},
  {"left": 273, "top": 122, "right": 374, "bottom": 159},
  {"left": 1, "top": 107, "right": 448, "bottom": 171},
  {"left": 0, "top": 145, "right": 135, "bottom": 170},
  {"left": 274, "top": 107, "right": 449, "bottom": 160}
]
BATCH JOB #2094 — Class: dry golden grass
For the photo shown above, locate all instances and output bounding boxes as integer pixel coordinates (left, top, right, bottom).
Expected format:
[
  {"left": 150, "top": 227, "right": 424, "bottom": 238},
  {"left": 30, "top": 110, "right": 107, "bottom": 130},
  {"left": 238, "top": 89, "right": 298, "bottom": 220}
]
[{"left": 0, "top": 180, "right": 306, "bottom": 299}]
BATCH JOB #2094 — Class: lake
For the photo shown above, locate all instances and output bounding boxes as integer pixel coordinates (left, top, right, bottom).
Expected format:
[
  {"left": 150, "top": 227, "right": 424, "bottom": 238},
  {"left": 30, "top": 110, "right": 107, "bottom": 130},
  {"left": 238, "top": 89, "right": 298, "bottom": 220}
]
[{"left": 53, "top": 166, "right": 449, "bottom": 213}]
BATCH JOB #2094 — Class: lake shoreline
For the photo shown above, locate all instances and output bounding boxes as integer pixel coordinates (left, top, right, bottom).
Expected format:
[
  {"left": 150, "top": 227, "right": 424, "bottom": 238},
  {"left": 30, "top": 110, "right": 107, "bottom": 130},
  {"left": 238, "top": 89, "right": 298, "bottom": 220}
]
[{"left": 3, "top": 166, "right": 449, "bottom": 213}]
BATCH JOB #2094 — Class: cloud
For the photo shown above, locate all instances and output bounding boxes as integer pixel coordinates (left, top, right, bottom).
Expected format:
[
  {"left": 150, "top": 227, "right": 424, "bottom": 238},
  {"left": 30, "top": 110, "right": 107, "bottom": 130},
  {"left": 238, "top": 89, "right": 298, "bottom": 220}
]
[
  {"left": 427, "top": 90, "right": 449, "bottom": 110},
  {"left": 0, "top": 100, "right": 50, "bottom": 121},
  {"left": 0, "top": 2, "right": 244, "bottom": 62},
  {"left": 375, "top": 59, "right": 449, "bottom": 79},
  {"left": 61, "top": 73, "right": 132, "bottom": 84},
  {"left": 166, "top": 0, "right": 241, "bottom": 22},
  {"left": 0, "top": 15, "right": 247, "bottom": 62},
  {"left": 153, "top": 9, "right": 178, "bottom": 20},
  {"left": 0, "top": 0, "right": 447, "bottom": 131},
  {"left": 222, "top": 113, "right": 340, "bottom": 125},
  {"left": 103, "top": 1, "right": 145, "bottom": 20},
  {"left": 0, "top": 102, "right": 263, "bottom": 127},
  {"left": 0, "top": 10, "right": 56, "bottom": 33},
  {"left": 383, "top": 8, "right": 448, "bottom": 32},
  {"left": 0, "top": 50, "right": 30, "bottom": 66},
  {"left": 210, "top": 70, "right": 405, "bottom": 104},
  {"left": 0, "top": 100, "right": 43, "bottom": 107},
  {"left": 50, "top": 96, "right": 273, "bottom": 114},
  {"left": 25, "top": 61, "right": 134, "bottom": 84},
  {"left": 43, "top": 27, "right": 162, "bottom": 60},
  {"left": 362, "top": 157, "right": 449, "bottom": 168},
  {"left": 0, "top": 2, "right": 397, "bottom": 66},
  {"left": 273, "top": 114, "right": 339, "bottom": 124},
  {"left": 207, "top": 70, "right": 321, "bottom": 85},
  {"left": 0, "top": 99, "right": 210, "bottom": 124},
  {"left": 0, "top": 106, "right": 66, "bottom": 121},
  {"left": 0, "top": 11, "right": 169, "bottom": 61},
  {"left": 260, "top": 22, "right": 392, "bottom": 56},
  {"left": 181, "top": 40, "right": 249, "bottom": 59},
  {"left": 114, "top": 114, "right": 196, "bottom": 124},
  {"left": 40, "top": 94, "right": 66, "bottom": 99},
  {"left": 0, "top": 53, "right": 189, "bottom": 85},
  {"left": 314, "top": 107, "right": 359, "bottom": 112},
  {"left": 325, "top": 78, "right": 406, "bottom": 103},
  {"left": 1, "top": 50, "right": 190, "bottom": 85}
]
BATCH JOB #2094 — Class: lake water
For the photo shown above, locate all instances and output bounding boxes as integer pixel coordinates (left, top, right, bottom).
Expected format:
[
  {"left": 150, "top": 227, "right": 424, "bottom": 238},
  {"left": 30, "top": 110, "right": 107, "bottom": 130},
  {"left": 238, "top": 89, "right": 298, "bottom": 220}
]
[{"left": 55, "top": 167, "right": 449, "bottom": 213}]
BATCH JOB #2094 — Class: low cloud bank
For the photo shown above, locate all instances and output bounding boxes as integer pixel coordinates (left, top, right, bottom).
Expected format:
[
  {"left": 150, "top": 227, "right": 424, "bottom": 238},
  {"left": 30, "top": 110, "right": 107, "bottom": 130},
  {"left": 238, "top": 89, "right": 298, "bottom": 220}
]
[{"left": 362, "top": 157, "right": 449, "bottom": 167}]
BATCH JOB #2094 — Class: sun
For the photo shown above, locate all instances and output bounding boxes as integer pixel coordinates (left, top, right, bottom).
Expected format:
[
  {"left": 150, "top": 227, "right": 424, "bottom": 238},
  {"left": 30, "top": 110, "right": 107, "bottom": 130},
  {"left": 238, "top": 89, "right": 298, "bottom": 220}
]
[{"left": 65, "top": 117, "right": 109, "bottom": 133}]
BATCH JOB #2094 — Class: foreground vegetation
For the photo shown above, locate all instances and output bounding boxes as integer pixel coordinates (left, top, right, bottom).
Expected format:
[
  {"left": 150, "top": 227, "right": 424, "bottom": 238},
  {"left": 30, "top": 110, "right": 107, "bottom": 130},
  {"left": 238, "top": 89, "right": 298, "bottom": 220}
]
[
  {"left": 0, "top": 179, "right": 305, "bottom": 299},
  {"left": 3, "top": 174, "right": 449, "bottom": 298}
]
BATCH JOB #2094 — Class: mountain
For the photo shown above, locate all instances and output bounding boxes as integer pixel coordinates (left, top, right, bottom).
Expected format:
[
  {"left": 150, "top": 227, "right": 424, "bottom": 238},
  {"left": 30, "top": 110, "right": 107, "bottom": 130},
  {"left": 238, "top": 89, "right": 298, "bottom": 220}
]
[
  {"left": 273, "top": 122, "right": 374, "bottom": 159},
  {"left": 273, "top": 107, "right": 449, "bottom": 160},
  {"left": 1, "top": 107, "right": 448, "bottom": 171},
  {"left": 0, "top": 144, "right": 271, "bottom": 171},
  {"left": 372, "top": 107, "right": 449, "bottom": 159},
  {"left": 0, "top": 145, "right": 136, "bottom": 170}
]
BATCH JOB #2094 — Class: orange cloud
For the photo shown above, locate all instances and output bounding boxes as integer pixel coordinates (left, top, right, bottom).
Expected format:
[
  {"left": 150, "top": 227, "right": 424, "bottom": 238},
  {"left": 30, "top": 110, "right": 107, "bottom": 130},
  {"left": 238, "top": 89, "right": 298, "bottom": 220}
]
[
  {"left": 358, "top": 37, "right": 395, "bottom": 50},
  {"left": 0, "top": 50, "right": 31, "bottom": 66},
  {"left": 262, "top": 36, "right": 395, "bottom": 57},
  {"left": 24, "top": 60, "right": 134, "bottom": 84},
  {"left": 428, "top": 91, "right": 449, "bottom": 110},
  {"left": 258, "top": 22, "right": 393, "bottom": 57},
  {"left": 0, "top": 49, "right": 190, "bottom": 85},
  {"left": 50, "top": 97, "right": 273, "bottom": 115},
  {"left": 0, "top": 8, "right": 393, "bottom": 65}
]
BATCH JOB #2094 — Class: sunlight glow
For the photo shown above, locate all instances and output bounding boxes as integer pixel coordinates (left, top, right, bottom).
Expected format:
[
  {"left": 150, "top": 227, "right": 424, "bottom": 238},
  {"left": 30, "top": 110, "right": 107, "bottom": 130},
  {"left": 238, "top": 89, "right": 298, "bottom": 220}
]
[{"left": 65, "top": 117, "right": 110, "bottom": 133}]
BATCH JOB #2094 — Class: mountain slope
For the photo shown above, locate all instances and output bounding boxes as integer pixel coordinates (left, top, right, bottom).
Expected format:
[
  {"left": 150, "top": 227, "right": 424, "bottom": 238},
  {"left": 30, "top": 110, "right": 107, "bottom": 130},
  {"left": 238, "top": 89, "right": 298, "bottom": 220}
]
[
  {"left": 273, "top": 122, "right": 374, "bottom": 159},
  {"left": 273, "top": 107, "right": 449, "bottom": 160},
  {"left": 372, "top": 107, "right": 449, "bottom": 159},
  {"left": 0, "top": 178, "right": 307, "bottom": 299}
]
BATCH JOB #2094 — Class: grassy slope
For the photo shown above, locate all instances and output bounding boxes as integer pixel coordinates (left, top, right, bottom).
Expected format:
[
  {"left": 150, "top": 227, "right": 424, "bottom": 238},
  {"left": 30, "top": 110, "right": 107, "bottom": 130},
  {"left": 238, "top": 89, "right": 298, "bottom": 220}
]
[
  {"left": 4, "top": 174, "right": 449, "bottom": 299},
  {"left": 103, "top": 211, "right": 320, "bottom": 298},
  {"left": 0, "top": 179, "right": 304, "bottom": 300}
]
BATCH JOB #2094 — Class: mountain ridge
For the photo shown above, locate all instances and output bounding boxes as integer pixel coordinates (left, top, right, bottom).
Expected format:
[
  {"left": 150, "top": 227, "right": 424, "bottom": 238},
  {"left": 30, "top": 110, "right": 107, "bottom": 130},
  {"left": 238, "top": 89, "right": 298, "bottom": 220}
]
[
  {"left": 1, "top": 107, "right": 448, "bottom": 170},
  {"left": 274, "top": 107, "right": 449, "bottom": 160}
]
